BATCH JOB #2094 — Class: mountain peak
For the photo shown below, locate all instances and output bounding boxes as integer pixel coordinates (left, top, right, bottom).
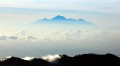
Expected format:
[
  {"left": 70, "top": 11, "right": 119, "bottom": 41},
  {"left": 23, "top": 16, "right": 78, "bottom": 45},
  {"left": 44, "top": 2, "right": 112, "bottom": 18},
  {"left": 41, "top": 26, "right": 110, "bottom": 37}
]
[
  {"left": 78, "top": 19, "right": 86, "bottom": 22},
  {"left": 34, "top": 15, "right": 94, "bottom": 25},
  {"left": 52, "top": 15, "right": 67, "bottom": 20}
]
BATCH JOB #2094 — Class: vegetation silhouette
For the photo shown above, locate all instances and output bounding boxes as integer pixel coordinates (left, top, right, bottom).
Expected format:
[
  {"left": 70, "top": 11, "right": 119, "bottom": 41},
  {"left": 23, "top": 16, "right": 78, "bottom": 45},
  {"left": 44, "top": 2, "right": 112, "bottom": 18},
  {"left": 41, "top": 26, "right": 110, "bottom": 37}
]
[{"left": 0, "top": 53, "right": 120, "bottom": 66}]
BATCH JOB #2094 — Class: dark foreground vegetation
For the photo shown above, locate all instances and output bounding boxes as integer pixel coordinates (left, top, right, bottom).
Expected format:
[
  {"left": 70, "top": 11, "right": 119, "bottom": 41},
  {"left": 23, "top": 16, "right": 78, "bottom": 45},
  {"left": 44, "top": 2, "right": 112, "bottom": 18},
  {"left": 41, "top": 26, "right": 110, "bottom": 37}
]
[{"left": 0, "top": 53, "right": 120, "bottom": 66}]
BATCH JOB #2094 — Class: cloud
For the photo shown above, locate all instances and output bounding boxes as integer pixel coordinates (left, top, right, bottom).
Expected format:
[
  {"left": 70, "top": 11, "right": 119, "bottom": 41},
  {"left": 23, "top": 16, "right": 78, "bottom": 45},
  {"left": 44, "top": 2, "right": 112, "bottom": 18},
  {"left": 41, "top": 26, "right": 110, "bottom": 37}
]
[
  {"left": 0, "top": 30, "right": 120, "bottom": 57},
  {"left": 0, "top": 35, "right": 7, "bottom": 40},
  {"left": 27, "top": 36, "right": 36, "bottom": 40},
  {"left": 0, "top": 56, "right": 13, "bottom": 61},
  {"left": 8, "top": 36, "right": 18, "bottom": 40},
  {"left": 42, "top": 54, "right": 61, "bottom": 63},
  {"left": 22, "top": 56, "right": 35, "bottom": 61},
  {"left": 60, "top": 30, "right": 81, "bottom": 39},
  {"left": 0, "top": 30, "right": 120, "bottom": 41}
]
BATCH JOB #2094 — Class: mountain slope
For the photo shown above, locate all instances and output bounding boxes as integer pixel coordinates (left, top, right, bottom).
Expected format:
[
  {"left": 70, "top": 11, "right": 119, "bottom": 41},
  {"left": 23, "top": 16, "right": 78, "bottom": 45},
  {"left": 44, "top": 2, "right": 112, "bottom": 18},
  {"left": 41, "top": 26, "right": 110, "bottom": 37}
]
[
  {"left": 34, "top": 15, "right": 93, "bottom": 25},
  {"left": 0, "top": 54, "right": 119, "bottom": 66}
]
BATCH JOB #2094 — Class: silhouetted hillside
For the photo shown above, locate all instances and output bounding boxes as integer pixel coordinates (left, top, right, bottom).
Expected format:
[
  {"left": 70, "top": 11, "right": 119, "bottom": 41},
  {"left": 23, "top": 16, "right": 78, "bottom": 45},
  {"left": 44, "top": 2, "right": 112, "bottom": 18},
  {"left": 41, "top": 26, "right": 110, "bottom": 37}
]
[
  {"left": 59, "top": 53, "right": 120, "bottom": 66},
  {"left": 0, "top": 53, "right": 120, "bottom": 66}
]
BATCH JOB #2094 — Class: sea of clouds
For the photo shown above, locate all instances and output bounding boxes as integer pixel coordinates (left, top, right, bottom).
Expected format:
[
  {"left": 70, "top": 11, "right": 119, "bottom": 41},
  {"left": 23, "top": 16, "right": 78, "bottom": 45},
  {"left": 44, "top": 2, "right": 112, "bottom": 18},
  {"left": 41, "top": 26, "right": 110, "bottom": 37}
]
[
  {"left": 0, "top": 29, "right": 120, "bottom": 58},
  {"left": 0, "top": 30, "right": 119, "bottom": 41}
]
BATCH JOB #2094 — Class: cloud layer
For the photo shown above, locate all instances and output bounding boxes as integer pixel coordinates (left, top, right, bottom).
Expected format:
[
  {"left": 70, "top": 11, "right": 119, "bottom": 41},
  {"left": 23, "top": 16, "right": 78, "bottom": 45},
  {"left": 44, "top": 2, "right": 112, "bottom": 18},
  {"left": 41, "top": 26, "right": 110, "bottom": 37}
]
[
  {"left": 0, "top": 30, "right": 120, "bottom": 41},
  {"left": 0, "top": 30, "right": 120, "bottom": 58}
]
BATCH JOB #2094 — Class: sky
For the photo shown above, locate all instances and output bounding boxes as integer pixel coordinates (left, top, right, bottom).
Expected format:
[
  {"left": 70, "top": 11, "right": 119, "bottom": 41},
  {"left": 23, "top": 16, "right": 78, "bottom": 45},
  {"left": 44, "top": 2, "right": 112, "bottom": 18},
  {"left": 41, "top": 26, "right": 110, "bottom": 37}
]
[
  {"left": 0, "top": 0, "right": 120, "bottom": 26},
  {"left": 0, "top": 0, "right": 120, "bottom": 58}
]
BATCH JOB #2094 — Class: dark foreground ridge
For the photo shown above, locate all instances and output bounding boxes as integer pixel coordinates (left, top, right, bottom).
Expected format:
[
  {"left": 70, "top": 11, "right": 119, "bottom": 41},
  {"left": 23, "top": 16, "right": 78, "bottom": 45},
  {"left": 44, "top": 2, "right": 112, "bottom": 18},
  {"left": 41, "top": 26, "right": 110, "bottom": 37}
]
[{"left": 0, "top": 53, "right": 120, "bottom": 66}]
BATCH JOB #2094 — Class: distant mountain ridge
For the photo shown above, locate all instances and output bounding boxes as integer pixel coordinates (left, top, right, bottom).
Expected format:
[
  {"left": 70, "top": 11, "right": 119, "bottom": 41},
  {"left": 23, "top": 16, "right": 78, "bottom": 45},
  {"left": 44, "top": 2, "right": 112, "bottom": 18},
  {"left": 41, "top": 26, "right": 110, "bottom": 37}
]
[
  {"left": 34, "top": 15, "right": 93, "bottom": 25},
  {"left": 52, "top": 15, "right": 67, "bottom": 20}
]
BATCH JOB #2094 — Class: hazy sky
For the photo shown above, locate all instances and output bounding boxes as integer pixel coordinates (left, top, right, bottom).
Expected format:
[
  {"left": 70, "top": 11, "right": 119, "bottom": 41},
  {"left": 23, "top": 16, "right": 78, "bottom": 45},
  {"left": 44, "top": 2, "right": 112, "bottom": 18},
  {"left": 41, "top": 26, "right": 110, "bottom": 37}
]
[
  {"left": 0, "top": 0, "right": 120, "bottom": 58},
  {"left": 0, "top": 0, "right": 120, "bottom": 27}
]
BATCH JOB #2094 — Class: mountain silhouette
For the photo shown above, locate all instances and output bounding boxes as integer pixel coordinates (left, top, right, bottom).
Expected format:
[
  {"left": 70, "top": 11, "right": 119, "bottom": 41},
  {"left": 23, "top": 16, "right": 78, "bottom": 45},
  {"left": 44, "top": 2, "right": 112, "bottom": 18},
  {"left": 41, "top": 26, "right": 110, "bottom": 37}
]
[
  {"left": 0, "top": 56, "right": 30, "bottom": 66},
  {"left": 0, "top": 56, "right": 49, "bottom": 66},
  {"left": 34, "top": 15, "right": 93, "bottom": 25},
  {"left": 52, "top": 15, "right": 67, "bottom": 20},
  {"left": 0, "top": 53, "right": 120, "bottom": 66}
]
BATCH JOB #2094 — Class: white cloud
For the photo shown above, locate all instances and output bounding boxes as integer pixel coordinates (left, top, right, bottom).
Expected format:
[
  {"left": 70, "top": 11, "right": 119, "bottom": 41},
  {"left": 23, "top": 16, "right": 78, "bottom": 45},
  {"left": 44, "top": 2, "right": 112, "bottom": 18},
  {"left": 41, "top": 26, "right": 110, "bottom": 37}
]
[
  {"left": 0, "top": 30, "right": 120, "bottom": 41},
  {"left": 0, "top": 56, "right": 13, "bottom": 61},
  {"left": 22, "top": 56, "right": 35, "bottom": 61},
  {"left": 42, "top": 54, "right": 61, "bottom": 62}
]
